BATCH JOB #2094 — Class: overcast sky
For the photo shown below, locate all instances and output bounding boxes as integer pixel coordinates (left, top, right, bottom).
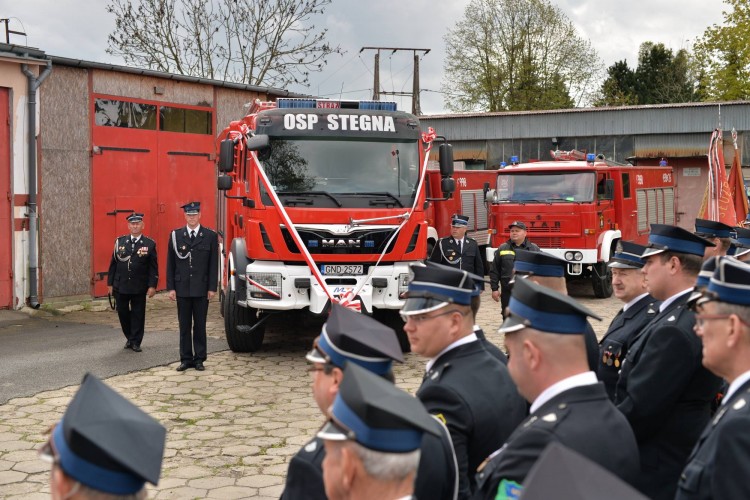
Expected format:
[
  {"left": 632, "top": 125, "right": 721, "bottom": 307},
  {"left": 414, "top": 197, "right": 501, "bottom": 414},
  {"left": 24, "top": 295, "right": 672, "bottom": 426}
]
[{"left": 4, "top": 0, "right": 729, "bottom": 114}]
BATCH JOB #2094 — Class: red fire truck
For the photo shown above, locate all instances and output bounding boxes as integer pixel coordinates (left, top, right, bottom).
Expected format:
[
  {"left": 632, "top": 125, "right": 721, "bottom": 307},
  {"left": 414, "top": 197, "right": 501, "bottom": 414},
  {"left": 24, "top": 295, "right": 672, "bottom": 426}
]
[
  {"left": 216, "top": 98, "right": 454, "bottom": 351},
  {"left": 486, "top": 153, "right": 676, "bottom": 297},
  {"left": 425, "top": 166, "right": 496, "bottom": 266}
]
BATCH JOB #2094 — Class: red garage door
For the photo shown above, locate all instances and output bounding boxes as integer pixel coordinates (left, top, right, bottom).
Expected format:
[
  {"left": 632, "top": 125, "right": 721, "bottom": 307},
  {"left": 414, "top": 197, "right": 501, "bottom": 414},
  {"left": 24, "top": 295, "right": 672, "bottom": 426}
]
[
  {"left": 91, "top": 97, "right": 215, "bottom": 296},
  {"left": 0, "top": 88, "right": 11, "bottom": 308}
]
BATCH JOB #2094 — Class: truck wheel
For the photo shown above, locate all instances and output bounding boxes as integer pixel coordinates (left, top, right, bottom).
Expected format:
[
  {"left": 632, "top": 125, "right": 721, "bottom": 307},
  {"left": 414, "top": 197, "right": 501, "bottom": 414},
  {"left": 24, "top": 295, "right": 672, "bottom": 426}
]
[
  {"left": 591, "top": 262, "right": 613, "bottom": 298},
  {"left": 224, "top": 288, "right": 265, "bottom": 352}
]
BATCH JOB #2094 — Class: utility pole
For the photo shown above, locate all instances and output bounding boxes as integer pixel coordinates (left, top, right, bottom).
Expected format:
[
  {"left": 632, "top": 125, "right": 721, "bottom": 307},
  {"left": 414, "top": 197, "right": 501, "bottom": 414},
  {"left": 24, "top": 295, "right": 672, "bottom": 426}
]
[{"left": 359, "top": 47, "right": 430, "bottom": 115}]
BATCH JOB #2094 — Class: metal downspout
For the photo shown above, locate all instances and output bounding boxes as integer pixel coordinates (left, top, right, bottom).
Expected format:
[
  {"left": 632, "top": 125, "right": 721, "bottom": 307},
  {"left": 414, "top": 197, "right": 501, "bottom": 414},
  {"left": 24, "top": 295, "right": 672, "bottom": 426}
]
[{"left": 21, "top": 60, "right": 52, "bottom": 309}]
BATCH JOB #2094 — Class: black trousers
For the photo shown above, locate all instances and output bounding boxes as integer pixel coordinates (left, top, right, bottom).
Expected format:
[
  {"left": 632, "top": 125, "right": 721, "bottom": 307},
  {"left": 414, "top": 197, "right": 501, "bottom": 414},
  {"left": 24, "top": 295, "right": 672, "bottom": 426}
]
[
  {"left": 177, "top": 296, "right": 209, "bottom": 363},
  {"left": 115, "top": 291, "right": 147, "bottom": 346},
  {"left": 500, "top": 280, "right": 512, "bottom": 319}
]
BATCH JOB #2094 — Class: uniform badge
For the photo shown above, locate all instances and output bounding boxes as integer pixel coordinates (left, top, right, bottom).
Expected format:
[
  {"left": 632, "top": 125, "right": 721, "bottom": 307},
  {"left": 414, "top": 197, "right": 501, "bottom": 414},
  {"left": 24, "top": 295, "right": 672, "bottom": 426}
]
[
  {"left": 304, "top": 440, "right": 318, "bottom": 453},
  {"left": 496, "top": 479, "right": 523, "bottom": 500},
  {"left": 667, "top": 315, "right": 676, "bottom": 322},
  {"left": 181, "top": 245, "right": 187, "bottom": 251},
  {"left": 433, "top": 413, "right": 447, "bottom": 425},
  {"left": 733, "top": 398, "right": 747, "bottom": 410},
  {"left": 137, "top": 246, "right": 148, "bottom": 256},
  {"left": 542, "top": 413, "right": 558, "bottom": 422},
  {"left": 431, "top": 371, "right": 439, "bottom": 380}
]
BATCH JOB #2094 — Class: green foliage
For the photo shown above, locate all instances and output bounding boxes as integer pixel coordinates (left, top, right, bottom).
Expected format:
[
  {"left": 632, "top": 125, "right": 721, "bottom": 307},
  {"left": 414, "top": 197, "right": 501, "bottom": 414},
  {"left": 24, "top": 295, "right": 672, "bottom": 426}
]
[
  {"left": 595, "top": 42, "right": 699, "bottom": 106},
  {"left": 693, "top": 0, "right": 750, "bottom": 100},
  {"left": 442, "top": 0, "right": 602, "bottom": 112}
]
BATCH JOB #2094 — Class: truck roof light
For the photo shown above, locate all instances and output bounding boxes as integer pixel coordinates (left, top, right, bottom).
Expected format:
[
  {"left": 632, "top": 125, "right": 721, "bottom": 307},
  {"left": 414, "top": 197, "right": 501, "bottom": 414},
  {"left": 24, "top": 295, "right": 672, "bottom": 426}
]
[
  {"left": 586, "top": 153, "right": 596, "bottom": 163},
  {"left": 276, "top": 98, "right": 397, "bottom": 111},
  {"left": 510, "top": 156, "right": 519, "bottom": 165}
]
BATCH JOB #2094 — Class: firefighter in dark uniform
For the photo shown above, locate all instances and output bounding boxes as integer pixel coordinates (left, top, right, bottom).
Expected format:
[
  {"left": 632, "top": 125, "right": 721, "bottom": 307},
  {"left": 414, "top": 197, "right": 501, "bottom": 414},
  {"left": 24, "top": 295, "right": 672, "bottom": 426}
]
[
  {"left": 677, "top": 257, "right": 750, "bottom": 500},
  {"left": 281, "top": 303, "right": 458, "bottom": 500},
  {"left": 728, "top": 226, "right": 750, "bottom": 261},
  {"left": 167, "top": 201, "right": 219, "bottom": 372},
  {"left": 695, "top": 217, "right": 734, "bottom": 258},
  {"left": 598, "top": 241, "right": 659, "bottom": 400},
  {"left": 489, "top": 221, "right": 540, "bottom": 318},
  {"left": 430, "top": 214, "right": 484, "bottom": 277},
  {"left": 614, "top": 224, "right": 722, "bottom": 500},
  {"left": 402, "top": 264, "right": 527, "bottom": 499},
  {"left": 473, "top": 278, "right": 640, "bottom": 500},
  {"left": 317, "top": 363, "right": 443, "bottom": 500},
  {"left": 107, "top": 212, "right": 158, "bottom": 352}
]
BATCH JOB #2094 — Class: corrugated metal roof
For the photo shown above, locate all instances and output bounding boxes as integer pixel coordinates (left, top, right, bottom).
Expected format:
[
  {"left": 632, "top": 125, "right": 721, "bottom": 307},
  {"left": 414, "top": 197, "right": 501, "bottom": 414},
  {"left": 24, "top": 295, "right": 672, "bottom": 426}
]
[{"left": 421, "top": 101, "right": 750, "bottom": 141}]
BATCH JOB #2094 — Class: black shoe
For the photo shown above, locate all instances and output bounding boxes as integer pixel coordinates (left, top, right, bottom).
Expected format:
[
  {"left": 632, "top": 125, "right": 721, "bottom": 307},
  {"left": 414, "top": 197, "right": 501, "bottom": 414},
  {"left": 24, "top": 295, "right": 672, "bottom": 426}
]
[
  {"left": 176, "top": 363, "right": 193, "bottom": 372},
  {"left": 124, "top": 341, "right": 132, "bottom": 349},
  {"left": 131, "top": 344, "right": 142, "bottom": 352},
  {"left": 195, "top": 362, "right": 205, "bottom": 371}
]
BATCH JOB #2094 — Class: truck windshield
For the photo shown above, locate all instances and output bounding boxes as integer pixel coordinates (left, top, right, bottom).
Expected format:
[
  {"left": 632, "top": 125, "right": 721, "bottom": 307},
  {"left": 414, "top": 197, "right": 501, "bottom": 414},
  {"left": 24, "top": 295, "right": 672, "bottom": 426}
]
[
  {"left": 496, "top": 172, "right": 596, "bottom": 202},
  {"left": 259, "top": 138, "right": 420, "bottom": 196}
]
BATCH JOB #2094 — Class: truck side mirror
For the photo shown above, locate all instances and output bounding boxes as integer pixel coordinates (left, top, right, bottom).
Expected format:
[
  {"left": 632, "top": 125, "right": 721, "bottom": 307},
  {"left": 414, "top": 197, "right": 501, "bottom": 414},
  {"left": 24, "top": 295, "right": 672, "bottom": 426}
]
[
  {"left": 218, "top": 140, "right": 235, "bottom": 172},
  {"left": 217, "top": 175, "right": 233, "bottom": 191},
  {"left": 441, "top": 177, "right": 455, "bottom": 196},
  {"left": 247, "top": 134, "right": 271, "bottom": 161},
  {"left": 604, "top": 179, "right": 615, "bottom": 200},
  {"left": 439, "top": 143, "right": 454, "bottom": 176}
]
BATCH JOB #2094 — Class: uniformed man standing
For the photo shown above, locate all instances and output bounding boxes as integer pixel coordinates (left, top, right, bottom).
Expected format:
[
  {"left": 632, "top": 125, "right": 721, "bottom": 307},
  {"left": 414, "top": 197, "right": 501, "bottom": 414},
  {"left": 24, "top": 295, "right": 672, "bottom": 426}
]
[
  {"left": 167, "top": 201, "right": 219, "bottom": 372},
  {"left": 281, "top": 303, "right": 459, "bottom": 500},
  {"left": 613, "top": 224, "right": 722, "bottom": 500},
  {"left": 695, "top": 217, "right": 734, "bottom": 258},
  {"left": 598, "top": 241, "right": 659, "bottom": 400},
  {"left": 107, "top": 212, "right": 158, "bottom": 352},
  {"left": 402, "top": 264, "right": 527, "bottom": 498},
  {"left": 473, "top": 279, "right": 639, "bottom": 500},
  {"left": 676, "top": 257, "right": 750, "bottom": 500},
  {"left": 430, "top": 214, "right": 484, "bottom": 277},
  {"left": 489, "top": 221, "right": 540, "bottom": 318}
]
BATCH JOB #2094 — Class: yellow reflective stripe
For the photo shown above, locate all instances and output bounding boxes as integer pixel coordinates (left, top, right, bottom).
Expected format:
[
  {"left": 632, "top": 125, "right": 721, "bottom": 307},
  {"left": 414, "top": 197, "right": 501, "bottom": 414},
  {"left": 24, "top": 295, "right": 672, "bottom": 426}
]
[{"left": 498, "top": 250, "right": 515, "bottom": 256}]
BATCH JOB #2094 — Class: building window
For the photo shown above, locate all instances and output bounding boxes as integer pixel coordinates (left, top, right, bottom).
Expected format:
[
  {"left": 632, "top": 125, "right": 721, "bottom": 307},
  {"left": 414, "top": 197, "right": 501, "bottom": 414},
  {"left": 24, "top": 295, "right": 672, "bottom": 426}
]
[
  {"left": 95, "top": 99, "right": 157, "bottom": 129},
  {"left": 622, "top": 173, "right": 631, "bottom": 198},
  {"left": 159, "top": 106, "right": 212, "bottom": 134}
]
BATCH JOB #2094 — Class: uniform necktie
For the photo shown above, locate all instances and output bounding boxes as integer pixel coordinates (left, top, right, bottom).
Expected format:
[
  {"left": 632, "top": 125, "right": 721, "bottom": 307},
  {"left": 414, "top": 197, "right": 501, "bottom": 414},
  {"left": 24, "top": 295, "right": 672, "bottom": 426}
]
[{"left": 190, "top": 230, "right": 196, "bottom": 241}]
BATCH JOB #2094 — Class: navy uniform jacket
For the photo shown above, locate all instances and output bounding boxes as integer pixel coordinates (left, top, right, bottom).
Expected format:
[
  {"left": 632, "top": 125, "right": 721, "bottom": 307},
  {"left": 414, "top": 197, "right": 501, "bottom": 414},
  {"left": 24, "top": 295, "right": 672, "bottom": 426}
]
[
  {"left": 473, "top": 383, "right": 640, "bottom": 500},
  {"left": 430, "top": 237, "right": 485, "bottom": 277},
  {"left": 676, "top": 379, "right": 750, "bottom": 500},
  {"left": 614, "top": 293, "right": 722, "bottom": 500},
  {"left": 474, "top": 327, "right": 508, "bottom": 364},
  {"left": 598, "top": 294, "right": 659, "bottom": 400},
  {"left": 417, "top": 340, "right": 527, "bottom": 499},
  {"left": 107, "top": 235, "right": 158, "bottom": 294},
  {"left": 281, "top": 420, "right": 459, "bottom": 500},
  {"left": 166, "top": 226, "right": 219, "bottom": 297}
]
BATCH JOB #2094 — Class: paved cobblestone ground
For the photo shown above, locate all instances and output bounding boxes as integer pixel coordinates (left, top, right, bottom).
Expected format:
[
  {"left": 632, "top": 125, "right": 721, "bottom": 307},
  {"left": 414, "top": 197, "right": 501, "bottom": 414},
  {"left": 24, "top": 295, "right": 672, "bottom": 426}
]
[{"left": 0, "top": 280, "right": 620, "bottom": 499}]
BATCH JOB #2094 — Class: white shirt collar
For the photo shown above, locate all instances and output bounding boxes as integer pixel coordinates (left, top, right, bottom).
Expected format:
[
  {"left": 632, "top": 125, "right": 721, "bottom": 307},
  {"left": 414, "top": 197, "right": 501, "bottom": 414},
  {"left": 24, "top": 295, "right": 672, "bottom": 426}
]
[
  {"left": 659, "top": 288, "right": 693, "bottom": 313},
  {"left": 622, "top": 293, "right": 649, "bottom": 312},
  {"left": 187, "top": 224, "right": 201, "bottom": 235},
  {"left": 530, "top": 371, "right": 598, "bottom": 414},
  {"left": 426, "top": 333, "right": 478, "bottom": 372},
  {"left": 723, "top": 370, "right": 750, "bottom": 405}
]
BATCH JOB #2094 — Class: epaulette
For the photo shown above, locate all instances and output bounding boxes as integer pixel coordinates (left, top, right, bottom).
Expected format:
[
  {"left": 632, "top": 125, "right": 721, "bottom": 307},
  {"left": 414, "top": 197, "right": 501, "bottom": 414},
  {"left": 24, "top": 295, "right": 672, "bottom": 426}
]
[{"left": 523, "top": 402, "right": 572, "bottom": 431}]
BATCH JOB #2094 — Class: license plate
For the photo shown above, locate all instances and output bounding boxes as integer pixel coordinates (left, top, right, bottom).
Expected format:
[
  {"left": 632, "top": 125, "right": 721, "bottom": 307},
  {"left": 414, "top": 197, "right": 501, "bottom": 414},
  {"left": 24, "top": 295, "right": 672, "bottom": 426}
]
[{"left": 321, "top": 265, "right": 364, "bottom": 275}]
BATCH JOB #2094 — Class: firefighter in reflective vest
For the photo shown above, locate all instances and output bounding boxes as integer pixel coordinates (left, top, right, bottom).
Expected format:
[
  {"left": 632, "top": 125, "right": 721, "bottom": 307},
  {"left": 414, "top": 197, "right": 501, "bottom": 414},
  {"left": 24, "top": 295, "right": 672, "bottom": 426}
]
[
  {"left": 429, "top": 214, "right": 484, "bottom": 277},
  {"left": 489, "top": 221, "right": 540, "bottom": 318}
]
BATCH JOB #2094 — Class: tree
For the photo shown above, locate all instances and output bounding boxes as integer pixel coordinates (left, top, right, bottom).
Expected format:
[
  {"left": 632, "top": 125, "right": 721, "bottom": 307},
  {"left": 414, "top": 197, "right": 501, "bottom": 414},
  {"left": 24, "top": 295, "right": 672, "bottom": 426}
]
[
  {"left": 693, "top": 0, "right": 750, "bottom": 100},
  {"left": 595, "top": 42, "right": 699, "bottom": 106},
  {"left": 441, "top": 0, "right": 602, "bottom": 112},
  {"left": 106, "top": 0, "right": 343, "bottom": 88}
]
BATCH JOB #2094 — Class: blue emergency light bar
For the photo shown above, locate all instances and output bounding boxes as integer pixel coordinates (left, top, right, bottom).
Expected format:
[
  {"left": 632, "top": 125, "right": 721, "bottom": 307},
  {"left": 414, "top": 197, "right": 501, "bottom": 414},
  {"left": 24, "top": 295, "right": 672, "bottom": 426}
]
[{"left": 277, "top": 98, "right": 397, "bottom": 111}]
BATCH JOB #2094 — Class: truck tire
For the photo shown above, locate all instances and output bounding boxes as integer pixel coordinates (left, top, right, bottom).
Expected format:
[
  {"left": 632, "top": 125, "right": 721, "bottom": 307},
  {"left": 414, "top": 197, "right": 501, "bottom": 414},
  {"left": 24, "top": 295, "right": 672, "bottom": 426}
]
[
  {"left": 591, "top": 262, "right": 613, "bottom": 298},
  {"left": 224, "top": 287, "right": 265, "bottom": 352}
]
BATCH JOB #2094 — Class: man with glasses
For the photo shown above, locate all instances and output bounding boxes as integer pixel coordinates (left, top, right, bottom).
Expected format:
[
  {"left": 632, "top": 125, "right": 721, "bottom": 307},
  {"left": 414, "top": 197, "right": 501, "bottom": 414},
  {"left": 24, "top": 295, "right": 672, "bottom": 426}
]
[
  {"left": 676, "top": 257, "right": 750, "bottom": 499},
  {"left": 614, "top": 224, "right": 722, "bottom": 500},
  {"left": 39, "top": 373, "right": 166, "bottom": 499},
  {"left": 318, "top": 363, "right": 442, "bottom": 500},
  {"left": 473, "top": 278, "right": 639, "bottom": 499},
  {"left": 281, "top": 303, "right": 459, "bottom": 500},
  {"left": 402, "top": 264, "right": 526, "bottom": 499}
]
